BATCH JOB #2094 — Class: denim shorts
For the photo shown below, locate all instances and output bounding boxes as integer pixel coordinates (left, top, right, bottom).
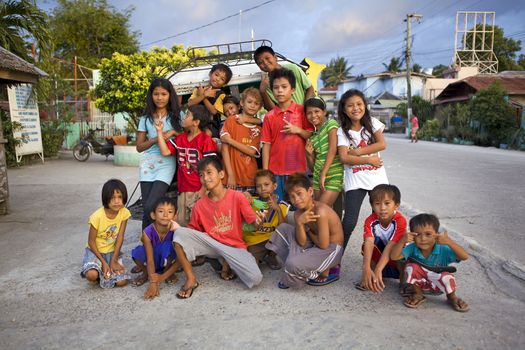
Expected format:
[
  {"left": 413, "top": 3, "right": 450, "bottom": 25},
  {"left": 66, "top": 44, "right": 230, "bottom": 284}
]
[{"left": 81, "top": 248, "right": 130, "bottom": 288}]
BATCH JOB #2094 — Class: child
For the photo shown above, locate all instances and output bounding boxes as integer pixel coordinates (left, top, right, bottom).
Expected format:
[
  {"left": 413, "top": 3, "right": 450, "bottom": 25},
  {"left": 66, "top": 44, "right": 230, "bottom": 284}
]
[
  {"left": 156, "top": 104, "right": 217, "bottom": 227},
  {"left": 266, "top": 173, "right": 344, "bottom": 289},
  {"left": 131, "top": 196, "right": 181, "bottom": 300},
  {"left": 410, "top": 114, "right": 419, "bottom": 143},
  {"left": 254, "top": 45, "right": 314, "bottom": 110},
  {"left": 136, "top": 78, "right": 183, "bottom": 230},
  {"left": 337, "top": 89, "right": 388, "bottom": 251},
  {"left": 81, "top": 179, "right": 130, "bottom": 288},
  {"left": 261, "top": 68, "right": 314, "bottom": 201},
  {"left": 243, "top": 169, "right": 290, "bottom": 269},
  {"left": 187, "top": 63, "right": 233, "bottom": 139},
  {"left": 171, "top": 156, "right": 263, "bottom": 298},
  {"left": 222, "top": 95, "right": 240, "bottom": 118},
  {"left": 355, "top": 184, "right": 407, "bottom": 292},
  {"left": 304, "top": 96, "right": 344, "bottom": 206},
  {"left": 390, "top": 214, "right": 470, "bottom": 312},
  {"left": 220, "top": 87, "right": 263, "bottom": 192}
]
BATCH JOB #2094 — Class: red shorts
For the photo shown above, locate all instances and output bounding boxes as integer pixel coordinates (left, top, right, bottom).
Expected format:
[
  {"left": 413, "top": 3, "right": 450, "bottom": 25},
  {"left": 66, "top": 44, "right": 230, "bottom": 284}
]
[{"left": 404, "top": 262, "right": 456, "bottom": 294}]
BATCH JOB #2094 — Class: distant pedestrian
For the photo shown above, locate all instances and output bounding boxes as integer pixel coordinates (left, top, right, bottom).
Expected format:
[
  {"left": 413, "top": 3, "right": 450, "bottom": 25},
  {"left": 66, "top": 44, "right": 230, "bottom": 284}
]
[
  {"left": 410, "top": 114, "right": 419, "bottom": 143},
  {"left": 337, "top": 89, "right": 389, "bottom": 255},
  {"left": 80, "top": 179, "right": 131, "bottom": 288},
  {"left": 390, "top": 213, "right": 470, "bottom": 312},
  {"left": 136, "top": 78, "right": 183, "bottom": 230}
]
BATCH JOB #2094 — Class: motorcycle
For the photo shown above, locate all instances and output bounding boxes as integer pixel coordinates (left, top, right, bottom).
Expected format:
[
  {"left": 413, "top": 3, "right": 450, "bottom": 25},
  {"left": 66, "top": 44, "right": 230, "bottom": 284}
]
[{"left": 73, "top": 129, "right": 129, "bottom": 162}]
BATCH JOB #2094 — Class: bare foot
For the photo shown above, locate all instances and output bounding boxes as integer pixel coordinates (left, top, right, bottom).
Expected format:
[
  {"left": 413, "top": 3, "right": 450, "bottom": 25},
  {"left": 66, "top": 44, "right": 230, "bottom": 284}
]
[
  {"left": 132, "top": 273, "right": 148, "bottom": 287},
  {"left": 448, "top": 294, "right": 469, "bottom": 312}
]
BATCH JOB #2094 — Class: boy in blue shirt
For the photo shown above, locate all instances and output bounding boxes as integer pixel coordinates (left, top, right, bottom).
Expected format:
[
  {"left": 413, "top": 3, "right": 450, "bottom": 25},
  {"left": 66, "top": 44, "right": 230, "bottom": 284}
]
[{"left": 391, "top": 213, "right": 469, "bottom": 312}]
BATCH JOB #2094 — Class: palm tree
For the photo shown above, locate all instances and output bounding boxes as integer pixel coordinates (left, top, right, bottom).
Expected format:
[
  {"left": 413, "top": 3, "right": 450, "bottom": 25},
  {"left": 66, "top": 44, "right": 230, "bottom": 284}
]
[
  {"left": 0, "top": 0, "right": 50, "bottom": 60},
  {"left": 383, "top": 57, "right": 403, "bottom": 73},
  {"left": 412, "top": 63, "right": 422, "bottom": 73},
  {"left": 321, "top": 56, "right": 352, "bottom": 87}
]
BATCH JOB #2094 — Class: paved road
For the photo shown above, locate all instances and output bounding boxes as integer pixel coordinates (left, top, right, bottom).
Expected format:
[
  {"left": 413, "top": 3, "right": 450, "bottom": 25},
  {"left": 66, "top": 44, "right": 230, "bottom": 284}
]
[
  {"left": 0, "top": 149, "right": 524, "bottom": 349},
  {"left": 383, "top": 134, "right": 525, "bottom": 269}
]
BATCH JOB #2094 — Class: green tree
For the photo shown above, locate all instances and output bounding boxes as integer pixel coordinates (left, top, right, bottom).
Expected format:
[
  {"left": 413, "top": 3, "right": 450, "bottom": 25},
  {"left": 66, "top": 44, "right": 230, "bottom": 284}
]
[
  {"left": 383, "top": 57, "right": 403, "bottom": 73},
  {"left": 463, "top": 25, "right": 523, "bottom": 71},
  {"left": 432, "top": 64, "right": 448, "bottom": 77},
  {"left": 469, "top": 82, "right": 516, "bottom": 145},
  {"left": 49, "top": 0, "right": 140, "bottom": 68},
  {"left": 321, "top": 56, "right": 352, "bottom": 87},
  {"left": 0, "top": 0, "right": 50, "bottom": 60},
  {"left": 395, "top": 96, "right": 433, "bottom": 124},
  {"left": 443, "top": 103, "right": 474, "bottom": 141},
  {"left": 93, "top": 46, "right": 199, "bottom": 130},
  {"left": 412, "top": 63, "right": 422, "bottom": 73}
]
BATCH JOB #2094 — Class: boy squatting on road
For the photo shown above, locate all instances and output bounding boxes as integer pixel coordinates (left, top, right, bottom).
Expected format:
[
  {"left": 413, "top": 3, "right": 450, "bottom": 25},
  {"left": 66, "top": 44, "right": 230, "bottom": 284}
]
[
  {"left": 390, "top": 213, "right": 470, "bottom": 312},
  {"left": 266, "top": 173, "right": 344, "bottom": 289},
  {"left": 170, "top": 156, "right": 264, "bottom": 298}
]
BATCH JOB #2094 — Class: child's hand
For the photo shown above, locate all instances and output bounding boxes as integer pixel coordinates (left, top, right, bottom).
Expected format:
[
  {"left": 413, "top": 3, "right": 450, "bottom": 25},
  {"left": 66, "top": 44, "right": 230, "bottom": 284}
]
[
  {"left": 144, "top": 282, "right": 160, "bottom": 300},
  {"left": 196, "top": 85, "right": 206, "bottom": 98},
  {"left": 220, "top": 133, "right": 232, "bottom": 145},
  {"left": 436, "top": 230, "right": 452, "bottom": 245},
  {"left": 406, "top": 232, "right": 416, "bottom": 243},
  {"left": 154, "top": 119, "right": 164, "bottom": 132},
  {"left": 170, "top": 220, "right": 181, "bottom": 231},
  {"left": 361, "top": 267, "right": 377, "bottom": 292},
  {"left": 305, "top": 140, "right": 314, "bottom": 155},
  {"left": 149, "top": 273, "right": 160, "bottom": 283},
  {"left": 297, "top": 203, "right": 320, "bottom": 226},
  {"left": 319, "top": 172, "right": 327, "bottom": 191},
  {"left": 101, "top": 262, "right": 111, "bottom": 279},
  {"left": 110, "top": 260, "right": 125, "bottom": 275},
  {"left": 367, "top": 156, "right": 384, "bottom": 168},
  {"left": 348, "top": 147, "right": 359, "bottom": 156},
  {"left": 259, "top": 73, "right": 269, "bottom": 92},
  {"left": 281, "top": 120, "right": 301, "bottom": 135},
  {"left": 267, "top": 194, "right": 280, "bottom": 211},
  {"left": 227, "top": 175, "right": 237, "bottom": 190},
  {"left": 236, "top": 115, "right": 248, "bottom": 125},
  {"left": 255, "top": 209, "right": 267, "bottom": 226},
  {"left": 204, "top": 86, "right": 218, "bottom": 98},
  {"left": 371, "top": 270, "right": 385, "bottom": 292},
  {"left": 162, "top": 130, "right": 175, "bottom": 140}
]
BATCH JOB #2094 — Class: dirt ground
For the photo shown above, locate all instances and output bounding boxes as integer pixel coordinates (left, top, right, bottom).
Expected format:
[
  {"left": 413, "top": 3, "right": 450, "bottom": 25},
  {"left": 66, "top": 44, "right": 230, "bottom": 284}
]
[{"left": 0, "top": 152, "right": 523, "bottom": 349}]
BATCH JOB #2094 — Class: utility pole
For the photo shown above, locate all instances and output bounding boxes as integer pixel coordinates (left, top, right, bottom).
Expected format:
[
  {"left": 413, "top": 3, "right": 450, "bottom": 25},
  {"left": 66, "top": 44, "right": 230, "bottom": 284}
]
[{"left": 405, "top": 13, "right": 422, "bottom": 136}]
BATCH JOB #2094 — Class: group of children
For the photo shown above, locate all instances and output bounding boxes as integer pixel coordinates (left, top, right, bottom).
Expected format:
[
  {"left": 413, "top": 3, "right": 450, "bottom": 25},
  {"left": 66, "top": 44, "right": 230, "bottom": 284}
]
[{"left": 80, "top": 46, "right": 470, "bottom": 312}]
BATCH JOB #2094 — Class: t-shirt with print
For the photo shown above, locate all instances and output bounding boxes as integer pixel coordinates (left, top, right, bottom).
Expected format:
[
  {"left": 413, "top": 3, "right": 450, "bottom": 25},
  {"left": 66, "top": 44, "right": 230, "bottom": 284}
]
[
  {"left": 363, "top": 211, "right": 407, "bottom": 252},
  {"left": 189, "top": 189, "right": 257, "bottom": 249},
  {"left": 242, "top": 195, "right": 290, "bottom": 246},
  {"left": 337, "top": 117, "right": 388, "bottom": 191},
  {"left": 265, "top": 63, "right": 312, "bottom": 105},
  {"left": 220, "top": 115, "right": 261, "bottom": 187},
  {"left": 166, "top": 132, "right": 217, "bottom": 192},
  {"left": 87, "top": 207, "right": 131, "bottom": 254},
  {"left": 261, "top": 102, "right": 314, "bottom": 175}
]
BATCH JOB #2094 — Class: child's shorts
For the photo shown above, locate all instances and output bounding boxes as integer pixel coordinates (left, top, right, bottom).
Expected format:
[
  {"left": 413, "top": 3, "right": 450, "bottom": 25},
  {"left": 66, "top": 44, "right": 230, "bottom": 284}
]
[
  {"left": 131, "top": 241, "right": 176, "bottom": 273},
  {"left": 80, "top": 248, "right": 130, "bottom": 289}
]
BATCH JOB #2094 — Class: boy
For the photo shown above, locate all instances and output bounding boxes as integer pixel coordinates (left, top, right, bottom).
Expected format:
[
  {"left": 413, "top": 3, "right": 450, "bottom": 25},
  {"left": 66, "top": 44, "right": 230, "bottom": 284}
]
[
  {"left": 254, "top": 45, "right": 314, "bottom": 110},
  {"left": 171, "top": 156, "right": 263, "bottom": 299},
  {"left": 261, "top": 68, "right": 314, "bottom": 201},
  {"left": 356, "top": 184, "right": 407, "bottom": 293},
  {"left": 390, "top": 213, "right": 470, "bottom": 312},
  {"left": 156, "top": 104, "right": 217, "bottom": 227},
  {"left": 220, "top": 87, "right": 263, "bottom": 192},
  {"left": 265, "top": 173, "right": 344, "bottom": 289},
  {"left": 188, "top": 63, "right": 233, "bottom": 139},
  {"left": 131, "top": 196, "right": 181, "bottom": 300}
]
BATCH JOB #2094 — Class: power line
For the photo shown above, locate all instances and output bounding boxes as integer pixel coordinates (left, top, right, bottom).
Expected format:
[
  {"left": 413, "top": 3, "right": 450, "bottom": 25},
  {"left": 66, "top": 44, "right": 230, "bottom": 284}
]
[{"left": 140, "top": 0, "right": 276, "bottom": 48}]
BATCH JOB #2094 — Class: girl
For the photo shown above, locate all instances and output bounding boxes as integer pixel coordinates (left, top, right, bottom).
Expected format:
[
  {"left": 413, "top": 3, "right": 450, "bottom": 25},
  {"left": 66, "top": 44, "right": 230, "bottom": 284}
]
[
  {"left": 136, "top": 78, "right": 183, "bottom": 230},
  {"left": 337, "top": 89, "right": 388, "bottom": 251},
  {"left": 81, "top": 179, "right": 131, "bottom": 288},
  {"left": 304, "top": 97, "right": 344, "bottom": 207},
  {"left": 243, "top": 169, "right": 290, "bottom": 270}
]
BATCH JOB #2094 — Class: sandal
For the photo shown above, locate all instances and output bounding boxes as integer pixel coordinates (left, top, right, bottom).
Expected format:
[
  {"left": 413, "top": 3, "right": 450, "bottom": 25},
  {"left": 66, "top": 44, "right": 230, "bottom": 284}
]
[
  {"left": 404, "top": 295, "right": 426, "bottom": 309},
  {"left": 263, "top": 254, "right": 282, "bottom": 270},
  {"left": 132, "top": 273, "right": 148, "bottom": 287},
  {"left": 176, "top": 282, "right": 199, "bottom": 299},
  {"left": 448, "top": 297, "right": 469, "bottom": 312},
  {"left": 307, "top": 274, "right": 339, "bottom": 286},
  {"left": 165, "top": 273, "right": 179, "bottom": 285},
  {"left": 277, "top": 281, "right": 289, "bottom": 289},
  {"left": 130, "top": 265, "right": 142, "bottom": 274},
  {"left": 219, "top": 268, "right": 237, "bottom": 281},
  {"left": 354, "top": 282, "right": 367, "bottom": 291},
  {"left": 191, "top": 256, "right": 206, "bottom": 267}
]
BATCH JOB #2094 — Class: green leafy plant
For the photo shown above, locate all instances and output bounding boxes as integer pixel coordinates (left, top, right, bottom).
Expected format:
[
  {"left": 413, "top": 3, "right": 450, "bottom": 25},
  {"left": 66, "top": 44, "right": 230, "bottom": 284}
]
[
  {"left": 0, "top": 109, "right": 28, "bottom": 166},
  {"left": 418, "top": 119, "right": 441, "bottom": 140}
]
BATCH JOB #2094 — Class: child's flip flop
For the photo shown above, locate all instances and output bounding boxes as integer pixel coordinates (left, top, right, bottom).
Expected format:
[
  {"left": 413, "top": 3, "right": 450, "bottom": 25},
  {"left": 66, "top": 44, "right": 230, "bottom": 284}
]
[
  {"left": 404, "top": 295, "right": 426, "bottom": 309},
  {"left": 307, "top": 274, "right": 340, "bottom": 286}
]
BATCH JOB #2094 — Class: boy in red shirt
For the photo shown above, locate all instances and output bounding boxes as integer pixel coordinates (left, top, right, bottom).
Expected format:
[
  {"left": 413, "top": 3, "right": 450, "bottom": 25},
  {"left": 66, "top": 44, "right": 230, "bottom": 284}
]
[
  {"left": 171, "top": 156, "right": 263, "bottom": 299},
  {"left": 261, "top": 68, "right": 314, "bottom": 201},
  {"left": 355, "top": 184, "right": 407, "bottom": 292},
  {"left": 156, "top": 104, "right": 217, "bottom": 227},
  {"left": 220, "top": 87, "right": 263, "bottom": 192}
]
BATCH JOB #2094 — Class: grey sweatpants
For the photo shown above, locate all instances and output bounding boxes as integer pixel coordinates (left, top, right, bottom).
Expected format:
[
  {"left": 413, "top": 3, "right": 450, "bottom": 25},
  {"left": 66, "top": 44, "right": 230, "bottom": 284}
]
[
  {"left": 173, "top": 227, "right": 263, "bottom": 288},
  {"left": 266, "top": 223, "right": 343, "bottom": 288}
]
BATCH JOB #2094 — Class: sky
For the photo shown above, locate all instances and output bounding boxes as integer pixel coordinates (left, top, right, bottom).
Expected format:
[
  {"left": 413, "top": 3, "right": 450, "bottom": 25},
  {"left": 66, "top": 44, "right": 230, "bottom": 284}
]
[{"left": 38, "top": 0, "right": 525, "bottom": 75}]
